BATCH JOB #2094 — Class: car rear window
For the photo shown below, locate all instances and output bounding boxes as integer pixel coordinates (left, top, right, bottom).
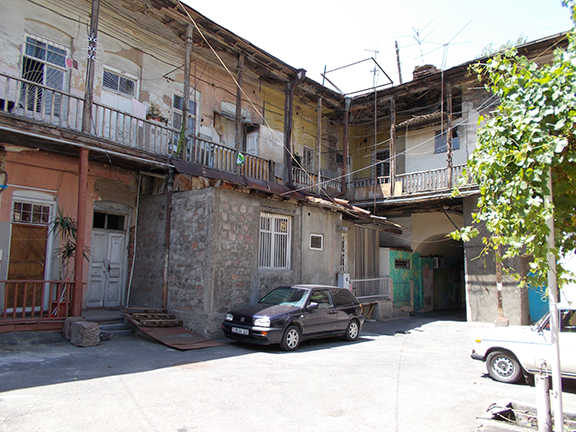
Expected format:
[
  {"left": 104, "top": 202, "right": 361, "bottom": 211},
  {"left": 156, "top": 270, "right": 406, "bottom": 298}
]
[{"left": 331, "top": 289, "right": 358, "bottom": 306}]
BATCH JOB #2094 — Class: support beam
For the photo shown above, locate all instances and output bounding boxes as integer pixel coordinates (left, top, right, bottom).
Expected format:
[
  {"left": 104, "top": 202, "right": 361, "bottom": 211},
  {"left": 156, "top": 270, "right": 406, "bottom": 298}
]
[
  {"left": 283, "top": 69, "right": 306, "bottom": 187},
  {"left": 341, "top": 97, "right": 351, "bottom": 195},
  {"left": 316, "top": 97, "right": 322, "bottom": 194},
  {"left": 162, "top": 169, "right": 174, "bottom": 310},
  {"left": 181, "top": 24, "right": 193, "bottom": 155},
  {"left": 446, "top": 83, "right": 453, "bottom": 186},
  {"left": 72, "top": 147, "right": 89, "bottom": 316},
  {"left": 390, "top": 97, "right": 396, "bottom": 196},
  {"left": 82, "top": 0, "right": 100, "bottom": 134},
  {"left": 234, "top": 54, "right": 245, "bottom": 173}
]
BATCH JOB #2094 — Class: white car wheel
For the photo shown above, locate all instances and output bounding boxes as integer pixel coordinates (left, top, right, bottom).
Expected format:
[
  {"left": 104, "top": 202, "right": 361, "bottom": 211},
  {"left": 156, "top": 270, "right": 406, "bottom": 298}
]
[{"left": 487, "top": 350, "right": 523, "bottom": 383}]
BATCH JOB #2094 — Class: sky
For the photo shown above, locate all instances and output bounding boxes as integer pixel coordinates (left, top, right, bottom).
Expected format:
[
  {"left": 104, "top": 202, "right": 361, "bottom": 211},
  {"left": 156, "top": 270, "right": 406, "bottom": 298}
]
[{"left": 183, "top": 0, "right": 574, "bottom": 94}]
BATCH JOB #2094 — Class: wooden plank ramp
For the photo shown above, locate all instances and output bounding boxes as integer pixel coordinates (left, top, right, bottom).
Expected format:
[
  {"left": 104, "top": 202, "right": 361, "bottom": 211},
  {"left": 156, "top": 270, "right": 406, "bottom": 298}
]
[{"left": 124, "top": 308, "right": 223, "bottom": 351}]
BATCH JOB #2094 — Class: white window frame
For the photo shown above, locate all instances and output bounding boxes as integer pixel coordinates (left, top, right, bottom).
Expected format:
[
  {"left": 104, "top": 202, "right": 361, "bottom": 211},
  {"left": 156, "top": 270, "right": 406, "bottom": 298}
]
[
  {"left": 310, "top": 234, "right": 323, "bottom": 251},
  {"left": 259, "top": 212, "right": 291, "bottom": 270},
  {"left": 102, "top": 68, "right": 138, "bottom": 98}
]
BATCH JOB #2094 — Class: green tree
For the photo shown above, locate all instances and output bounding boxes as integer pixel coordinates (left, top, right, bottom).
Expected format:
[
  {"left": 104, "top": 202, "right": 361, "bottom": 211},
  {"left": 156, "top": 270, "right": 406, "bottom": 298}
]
[{"left": 453, "top": 1, "right": 576, "bottom": 289}]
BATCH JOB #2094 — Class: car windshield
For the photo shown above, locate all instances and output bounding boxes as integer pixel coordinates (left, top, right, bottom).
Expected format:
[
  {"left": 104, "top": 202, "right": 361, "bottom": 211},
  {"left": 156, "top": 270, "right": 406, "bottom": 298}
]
[{"left": 258, "top": 287, "right": 307, "bottom": 307}]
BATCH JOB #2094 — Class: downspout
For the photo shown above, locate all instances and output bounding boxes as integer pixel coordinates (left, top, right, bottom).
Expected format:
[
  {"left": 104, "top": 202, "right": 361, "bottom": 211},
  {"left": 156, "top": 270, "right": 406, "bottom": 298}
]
[
  {"left": 162, "top": 168, "right": 174, "bottom": 310},
  {"left": 284, "top": 69, "right": 306, "bottom": 188}
]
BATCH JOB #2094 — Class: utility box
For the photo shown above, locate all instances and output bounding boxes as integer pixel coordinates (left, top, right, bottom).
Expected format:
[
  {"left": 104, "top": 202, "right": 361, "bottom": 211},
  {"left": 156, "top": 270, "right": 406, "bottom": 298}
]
[{"left": 338, "top": 273, "right": 351, "bottom": 291}]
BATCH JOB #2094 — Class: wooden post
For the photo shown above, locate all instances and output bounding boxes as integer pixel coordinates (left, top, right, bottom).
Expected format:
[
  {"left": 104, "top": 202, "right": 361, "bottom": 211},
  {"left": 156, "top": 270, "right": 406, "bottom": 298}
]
[
  {"left": 234, "top": 54, "right": 244, "bottom": 173},
  {"left": 72, "top": 147, "right": 89, "bottom": 316},
  {"left": 390, "top": 97, "right": 396, "bottom": 195},
  {"left": 316, "top": 97, "right": 322, "bottom": 193},
  {"left": 82, "top": 0, "right": 100, "bottom": 134},
  {"left": 446, "top": 83, "right": 453, "bottom": 187},
  {"left": 341, "top": 97, "right": 351, "bottom": 194},
  {"left": 181, "top": 24, "right": 193, "bottom": 158}
]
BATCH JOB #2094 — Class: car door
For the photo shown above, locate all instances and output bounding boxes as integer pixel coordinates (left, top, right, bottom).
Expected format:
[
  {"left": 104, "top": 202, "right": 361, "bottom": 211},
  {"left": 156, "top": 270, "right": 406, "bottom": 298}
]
[
  {"left": 531, "top": 310, "right": 576, "bottom": 377},
  {"left": 330, "top": 288, "right": 358, "bottom": 332},
  {"left": 301, "top": 289, "right": 337, "bottom": 336}
]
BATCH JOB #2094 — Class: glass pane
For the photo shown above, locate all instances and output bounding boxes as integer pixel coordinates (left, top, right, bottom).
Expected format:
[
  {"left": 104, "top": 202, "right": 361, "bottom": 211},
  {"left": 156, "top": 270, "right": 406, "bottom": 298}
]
[
  {"left": 46, "top": 44, "right": 66, "bottom": 67},
  {"left": 119, "top": 77, "right": 135, "bottom": 96},
  {"left": 25, "top": 37, "right": 46, "bottom": 60},
  {"left": 93, "top": 212, "right": 106, "bottom": 229},
  {"left": 106, "top": 214, "right": 125, "bottom": 231},
  {"left": 173, "top": 94, "right": 183, "bottom": 110},
  {"left": 46, "top": 67, "right": 64, "bottom": 90},
  {"left": 103, "top": 71, "right": 118, "bottom": 91}
]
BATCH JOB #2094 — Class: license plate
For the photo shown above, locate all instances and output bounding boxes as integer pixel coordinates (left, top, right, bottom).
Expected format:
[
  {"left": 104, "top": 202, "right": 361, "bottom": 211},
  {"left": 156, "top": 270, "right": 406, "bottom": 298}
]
[{"left": 231, "top": 327, "right": 249, "bottom": 336}]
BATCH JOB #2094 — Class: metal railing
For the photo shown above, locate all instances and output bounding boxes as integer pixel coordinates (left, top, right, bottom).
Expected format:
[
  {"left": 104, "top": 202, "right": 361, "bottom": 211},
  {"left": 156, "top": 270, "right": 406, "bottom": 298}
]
[
  {"left": 350, "top": 276, "right": 390, "bottom": 302},
  {"left": 1, "top": 280, "right": 74, "bottom": 320},
  {"left": 292, "top": 167, "right": 342, "bottom": 193}
]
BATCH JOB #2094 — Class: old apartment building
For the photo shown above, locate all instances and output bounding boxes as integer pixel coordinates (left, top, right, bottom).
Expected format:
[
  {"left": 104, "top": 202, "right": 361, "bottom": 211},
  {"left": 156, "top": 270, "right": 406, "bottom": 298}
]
[{"left": 0, "top": 0, "right": 565, "bottom": 336}]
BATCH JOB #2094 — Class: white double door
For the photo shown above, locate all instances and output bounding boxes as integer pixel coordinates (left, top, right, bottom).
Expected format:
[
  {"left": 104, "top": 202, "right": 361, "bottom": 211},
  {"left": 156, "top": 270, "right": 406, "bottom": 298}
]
[{"left": 87, "top": 230, "right": 127, "bottom": 308}]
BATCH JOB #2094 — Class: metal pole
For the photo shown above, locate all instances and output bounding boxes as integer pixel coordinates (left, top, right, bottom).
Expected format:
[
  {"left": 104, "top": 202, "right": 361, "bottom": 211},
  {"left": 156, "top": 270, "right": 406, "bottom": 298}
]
[
  {"left": 316, "top": 97, "right": 322, "bottom": 194},
  {"left": 545, "top": 169, "right": 564, "bottom": 432},
  {"left": 390, "top": 97, "right": 396, "bottom": 196},
  {"left": 395, "top": 41, "right": 403, "bottom": 84}
]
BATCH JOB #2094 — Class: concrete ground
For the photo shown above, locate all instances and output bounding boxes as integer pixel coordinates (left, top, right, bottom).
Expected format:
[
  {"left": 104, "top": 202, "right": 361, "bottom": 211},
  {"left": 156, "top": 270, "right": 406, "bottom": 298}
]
[{"left": 1, "top": 311, "right": 575, "bottom": 432}]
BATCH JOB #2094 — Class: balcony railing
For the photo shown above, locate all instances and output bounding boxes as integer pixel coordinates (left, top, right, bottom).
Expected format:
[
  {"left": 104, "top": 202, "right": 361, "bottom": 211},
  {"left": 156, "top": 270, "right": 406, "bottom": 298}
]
[
  {"left": 292, "top": 167, "right": 342, "bottom": 193},
  {"left": 351, "top": 276, "right": 390, "bottom": 302},
  {"left": 0, "top": 72, "right": 273, "bottom": 183},
  {"left": 397, "top": 164, "right": 467, "bottom": 194},
  {"left": 1, "top": 280, "right": 73, "bottom": 321}
]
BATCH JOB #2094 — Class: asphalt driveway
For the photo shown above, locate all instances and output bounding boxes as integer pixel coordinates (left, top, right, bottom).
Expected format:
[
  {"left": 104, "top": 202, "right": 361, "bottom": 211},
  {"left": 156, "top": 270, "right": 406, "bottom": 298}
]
[{"left": 1, "top": 311, "right": 575, "bottom": 432}]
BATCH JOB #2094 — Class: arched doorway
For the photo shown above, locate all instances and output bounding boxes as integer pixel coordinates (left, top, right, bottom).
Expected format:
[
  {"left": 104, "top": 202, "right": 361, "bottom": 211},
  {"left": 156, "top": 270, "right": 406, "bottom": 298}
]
[{"left": 414, "top": 234, "right": 465, "bottom": 312}]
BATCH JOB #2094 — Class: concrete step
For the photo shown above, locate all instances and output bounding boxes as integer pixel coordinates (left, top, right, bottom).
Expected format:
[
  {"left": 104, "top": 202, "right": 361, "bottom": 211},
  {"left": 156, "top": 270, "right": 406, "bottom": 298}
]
[{"left": 99, "top": 320, "right": 133, "bottom": 338}]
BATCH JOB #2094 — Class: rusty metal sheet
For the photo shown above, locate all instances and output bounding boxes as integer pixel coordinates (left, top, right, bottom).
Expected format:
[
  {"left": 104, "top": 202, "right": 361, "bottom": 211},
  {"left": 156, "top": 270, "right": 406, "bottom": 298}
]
[{"left": 137, "top": 325, "right": 223, "bottom": 351}]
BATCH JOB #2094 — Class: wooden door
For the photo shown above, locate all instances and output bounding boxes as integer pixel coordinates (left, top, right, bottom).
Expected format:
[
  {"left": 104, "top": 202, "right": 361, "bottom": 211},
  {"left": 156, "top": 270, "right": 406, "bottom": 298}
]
[
  {"left": 87, "top": 230, "right": 126, "bottom": 308},
  {"left": 7, "top": 224, "right": 48, "bottom": 307}
]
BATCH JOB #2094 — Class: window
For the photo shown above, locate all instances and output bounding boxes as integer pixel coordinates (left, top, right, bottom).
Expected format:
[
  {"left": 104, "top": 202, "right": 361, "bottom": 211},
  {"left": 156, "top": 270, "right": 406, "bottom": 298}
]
[
  {"left": 434, "top": 127, "right": 460, "bottom": 154},
  {"left": 259, "top": 212, "right": 291, "bottom": 269},
  {"left": 310, "top": 289, "right": 332, "bottom": 309},
  {"left": 395, "top": 258, "right": 410, "bottom": 269},
  {"left": 310, "top": 234, "right": 323, "bottom": 250},
  {"left": 330, "top": 288, "right": 357, "bottom": 306},
  {"left": 103, "top": 70, "right": 136, "bottom": 97},
  {"left": 12, "top": 201, "right": 51, "bottom": 225},
  {"left": 21, "top": 35, "right": 68, "bottom": 114},
  {"left": 303, "top": 147, "right": 314, "bottom": 172},
  {"left": 93, "top": 212, "right": 125, "bottom": 231},
  {"left": 172, "top": 94, "right": 197, "bottom": 133},
  {"left": 376, "top": 149, "right": 390, "bottom": 177}
]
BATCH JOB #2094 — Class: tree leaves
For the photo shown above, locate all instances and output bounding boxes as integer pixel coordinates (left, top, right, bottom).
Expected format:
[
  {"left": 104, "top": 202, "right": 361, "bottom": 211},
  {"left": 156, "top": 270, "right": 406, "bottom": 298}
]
[{"left": 453, "top": 8, "right": 576, "bottom": 288}]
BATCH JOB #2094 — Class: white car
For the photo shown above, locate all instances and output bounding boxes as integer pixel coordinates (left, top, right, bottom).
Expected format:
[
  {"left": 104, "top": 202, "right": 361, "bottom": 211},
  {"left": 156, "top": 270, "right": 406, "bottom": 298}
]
[{"left": 471, "top": 287, "right": 576, "bottom": 383}]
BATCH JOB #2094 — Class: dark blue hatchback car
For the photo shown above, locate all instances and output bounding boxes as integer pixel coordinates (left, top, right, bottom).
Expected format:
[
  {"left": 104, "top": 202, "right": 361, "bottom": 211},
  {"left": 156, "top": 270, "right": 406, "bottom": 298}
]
[{"left": 222, "top": 284, "right": 364, "bottom": 351}]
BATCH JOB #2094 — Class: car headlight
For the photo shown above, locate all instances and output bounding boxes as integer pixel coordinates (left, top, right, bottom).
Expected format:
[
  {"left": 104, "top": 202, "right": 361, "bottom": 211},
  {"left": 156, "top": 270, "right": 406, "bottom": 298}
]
[
  {"left": 254, "top": 317, "right": 270, "bottom": 327},
  {"left": 225, "top": 313, "right": 234, "bottom": 321}
]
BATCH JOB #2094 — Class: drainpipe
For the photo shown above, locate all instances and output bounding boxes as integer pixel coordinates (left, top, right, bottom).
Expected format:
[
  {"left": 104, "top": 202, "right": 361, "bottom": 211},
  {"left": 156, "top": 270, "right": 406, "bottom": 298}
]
[
  {"left": 284, "top": 68, "right": 306, "bottom": 188},
  {"left": 234, "top": 54, "right": 245, "bottom": 173},
  {"left": 82, "top": 0, "right": 100, "bottom": 134},
  {"left": 339, "top": 97, "right": 351, "bottom": 196},
  {"left": 162, "top": 168, "right": 174, "bottom": 310},
  {"left": 72, "top": 147, "right": 88, "bottom": 317}
]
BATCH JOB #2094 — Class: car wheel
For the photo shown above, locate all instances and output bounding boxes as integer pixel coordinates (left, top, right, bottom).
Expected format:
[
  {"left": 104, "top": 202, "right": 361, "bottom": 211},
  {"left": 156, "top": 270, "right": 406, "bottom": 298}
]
[
  {"left": 486, "top": 350, "right": 523, "bottom": 383},
  {"left": 344, "top": 319, "right": 360, "bottom": 341},
  {"left": 280, "top": 325, "right": 301, "bottom": 351}
]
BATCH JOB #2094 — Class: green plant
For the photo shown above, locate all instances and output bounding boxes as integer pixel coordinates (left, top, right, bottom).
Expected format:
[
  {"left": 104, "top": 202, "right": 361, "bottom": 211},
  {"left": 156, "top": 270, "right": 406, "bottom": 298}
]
[{"left": 50, "top": 207, "right": 89, "bottom": 279}]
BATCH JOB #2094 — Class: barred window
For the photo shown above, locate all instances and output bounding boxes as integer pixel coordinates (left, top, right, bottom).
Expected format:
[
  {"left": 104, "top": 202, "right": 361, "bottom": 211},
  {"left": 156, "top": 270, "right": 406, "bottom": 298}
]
[
  {"left": 103, "top": 70, "right": 136, "bottom": 97},
  {"left": 259, "top": 212, "right": 291, "bottom": 269},
  {"left": 395, "top": 258, "right": 410, "bottom": 269}
]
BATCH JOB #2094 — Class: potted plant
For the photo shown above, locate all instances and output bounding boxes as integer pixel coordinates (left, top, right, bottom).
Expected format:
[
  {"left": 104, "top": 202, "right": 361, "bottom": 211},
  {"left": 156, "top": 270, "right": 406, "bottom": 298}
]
[{"left": 146, "top": 103, "right": 169, "bottom": 125}]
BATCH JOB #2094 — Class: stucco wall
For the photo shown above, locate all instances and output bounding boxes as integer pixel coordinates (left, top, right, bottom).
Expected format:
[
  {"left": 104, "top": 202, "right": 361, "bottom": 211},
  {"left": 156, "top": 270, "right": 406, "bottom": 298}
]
[{"left": 463, "top": 195, "right": 529, "bottom": 325}]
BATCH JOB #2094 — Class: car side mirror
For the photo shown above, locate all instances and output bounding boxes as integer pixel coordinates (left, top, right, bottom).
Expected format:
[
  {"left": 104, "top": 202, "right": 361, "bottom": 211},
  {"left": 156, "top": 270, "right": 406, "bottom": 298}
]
[{"left": 307, "top": 302, "right": 319, "bottom": 311}]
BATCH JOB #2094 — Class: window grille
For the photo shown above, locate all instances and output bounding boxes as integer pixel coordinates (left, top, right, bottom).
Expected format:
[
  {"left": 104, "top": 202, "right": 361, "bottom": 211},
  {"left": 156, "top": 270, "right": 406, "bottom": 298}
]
[
  {"left": 395, "top": 258, "right": 411, "bottom": 269},
  {"left": 259, "top": 212, "right": 291, "bottom": 269},
  {"left": 103, "top": 70, "right": 136, "bottom": 97}
]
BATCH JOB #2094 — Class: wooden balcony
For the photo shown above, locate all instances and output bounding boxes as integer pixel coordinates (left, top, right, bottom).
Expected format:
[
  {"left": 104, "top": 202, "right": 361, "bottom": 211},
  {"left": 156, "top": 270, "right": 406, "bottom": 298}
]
[
  {"left": 350, "top": 164, "right": 472, "bottom": 201},
  {"left": 0, "top": 72, "right": 274, "bottom": 183}
]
